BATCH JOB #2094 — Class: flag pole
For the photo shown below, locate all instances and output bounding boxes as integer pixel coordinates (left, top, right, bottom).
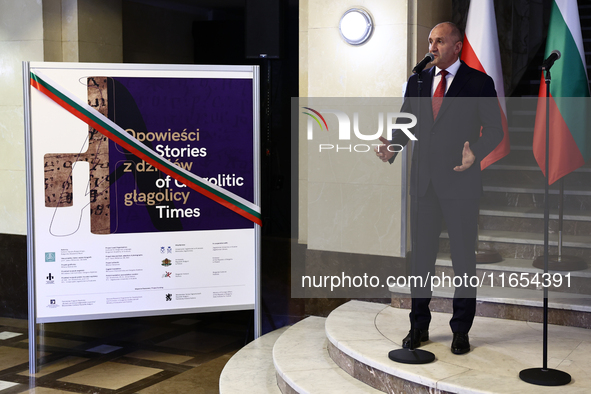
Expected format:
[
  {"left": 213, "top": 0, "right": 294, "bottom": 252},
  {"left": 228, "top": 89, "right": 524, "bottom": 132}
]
[{"left": 519, "top": 66, "right": 570, "bottom": 387}]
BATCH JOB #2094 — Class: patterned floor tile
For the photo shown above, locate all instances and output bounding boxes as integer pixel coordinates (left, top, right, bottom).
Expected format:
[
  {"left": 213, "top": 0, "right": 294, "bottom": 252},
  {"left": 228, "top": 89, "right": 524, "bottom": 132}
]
[
  {"left": 58, "top": 361, "right": 163, "bottom": 390},
  {"left": 137, "top": 353, "right": 233, "bottom": 394},
  {"left": 126, "top": 350, "right": 194, "bottom": 364},
  {"left": 85, "top": 344, "right": 122, "bottom": 354},
  {"left": 17, "top": 356, "right": 89, "bottom": 378},
  {"left": 0, "top": 347, "right": 29, "bottom": 370},
  {"left": 0, "top": 380, "right": 19, "bottom": 390},
  {"left": 0, "top": 332, "right": 22, "bottom": 340}
]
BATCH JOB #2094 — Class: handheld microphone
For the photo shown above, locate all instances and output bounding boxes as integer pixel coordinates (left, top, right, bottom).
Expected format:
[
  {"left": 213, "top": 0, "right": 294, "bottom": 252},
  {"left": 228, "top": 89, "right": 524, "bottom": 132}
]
[
  {"left": 542, "top": 50, "right": 561, "bottom": 70},
  {"left": 413, "top": 53, "right": 435, "bottom": 74}
]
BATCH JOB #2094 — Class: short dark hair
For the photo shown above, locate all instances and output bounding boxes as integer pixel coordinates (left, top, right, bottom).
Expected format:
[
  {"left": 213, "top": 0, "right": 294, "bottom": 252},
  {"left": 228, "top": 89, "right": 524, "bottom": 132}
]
[{"left": 435, "top": 22, "right": 464, "bottom": 43}]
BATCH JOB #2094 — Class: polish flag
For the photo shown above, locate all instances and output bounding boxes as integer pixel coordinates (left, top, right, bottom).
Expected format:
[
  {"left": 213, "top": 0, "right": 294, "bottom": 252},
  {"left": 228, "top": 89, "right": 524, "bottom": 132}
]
[{"left": 461, "top": 0, "right": 510, "bottom": 170}]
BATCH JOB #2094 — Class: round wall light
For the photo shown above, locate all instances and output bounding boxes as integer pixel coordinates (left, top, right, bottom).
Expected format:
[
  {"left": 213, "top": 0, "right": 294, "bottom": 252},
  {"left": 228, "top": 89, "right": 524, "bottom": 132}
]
[{"left": 339, "top": 8, "right": 373, "bottom": 45}]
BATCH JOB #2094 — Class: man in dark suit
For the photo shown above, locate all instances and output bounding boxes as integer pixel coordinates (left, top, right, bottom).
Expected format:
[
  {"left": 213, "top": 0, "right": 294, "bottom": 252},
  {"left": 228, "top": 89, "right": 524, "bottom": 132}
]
[{"left": 375, "top": 22, "right": 503, "bottom": 354}]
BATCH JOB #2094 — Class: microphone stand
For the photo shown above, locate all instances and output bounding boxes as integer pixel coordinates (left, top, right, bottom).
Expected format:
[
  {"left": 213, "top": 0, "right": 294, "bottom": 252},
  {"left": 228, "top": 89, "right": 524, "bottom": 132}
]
[
  {"left": 519, "top": 66, "right": 570, "bottom": 386},
  {"left": 389, "top": 70, "right": 435, "bottom": 364}
]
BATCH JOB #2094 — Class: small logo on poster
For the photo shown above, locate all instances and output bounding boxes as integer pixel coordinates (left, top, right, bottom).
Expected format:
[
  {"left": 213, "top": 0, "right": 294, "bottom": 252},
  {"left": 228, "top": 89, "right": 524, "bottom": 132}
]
[
  {"left": 161, "top": 258, "right": 172, "bottom": 267},
  {"left": 163, "top": 271, "right": 172, "bottom": 278},
  {"left": 46, "top": 273, "right": 55, "bottom": 284},
  {"left": 47, "top": 299, "right": 59, "bottom": 308},
  {"left": 167, "top": 246, "right": 172, "bottom": 254},
  {"left": 165, "top": 293, "right": 172, "bottom": 301},
  {"left": 160, "top": 247, "right": 165, "bottom": 254},
  {"left": 45, "top": 252, "right": 56, "bottom": 262}
]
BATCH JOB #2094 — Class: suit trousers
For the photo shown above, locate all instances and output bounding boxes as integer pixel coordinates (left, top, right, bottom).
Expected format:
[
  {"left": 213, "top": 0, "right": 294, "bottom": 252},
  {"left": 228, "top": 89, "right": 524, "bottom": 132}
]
[{"left": 409, "top": 181, "right": 479, "bottom": 334}]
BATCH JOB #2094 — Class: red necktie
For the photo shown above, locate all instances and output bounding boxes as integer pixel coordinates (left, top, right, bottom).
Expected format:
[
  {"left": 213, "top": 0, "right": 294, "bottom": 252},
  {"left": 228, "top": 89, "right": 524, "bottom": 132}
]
[{"left": 432, "top": 69, "right": 448, "bottom": 119}]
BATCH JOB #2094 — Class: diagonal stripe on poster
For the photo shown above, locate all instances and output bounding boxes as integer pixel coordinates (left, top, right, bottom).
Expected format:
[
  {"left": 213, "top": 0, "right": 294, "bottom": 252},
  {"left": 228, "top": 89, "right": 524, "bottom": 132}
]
[{"left": 30, "top": 70, "right": 262, "bottom": 226}]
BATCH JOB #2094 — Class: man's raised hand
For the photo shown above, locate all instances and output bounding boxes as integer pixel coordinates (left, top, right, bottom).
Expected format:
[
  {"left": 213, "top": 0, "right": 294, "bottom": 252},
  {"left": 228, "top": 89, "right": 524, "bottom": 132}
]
[
  {"left": 453, "top": 141, "right": 476, "bottom": 172},
  {"left": 375, "top": 136, "right": 396, "bottom": 163}
]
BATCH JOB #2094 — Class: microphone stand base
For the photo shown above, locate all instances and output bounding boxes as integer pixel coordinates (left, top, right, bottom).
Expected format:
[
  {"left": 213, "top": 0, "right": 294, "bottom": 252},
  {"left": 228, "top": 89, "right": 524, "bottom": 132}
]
[
  {"left": 388, "top": 348, "right": 435, "bottom": 364},
  {"left": 519, "top": 367, "right": 571, "bottom": 386},
  {"left": 532, "top": 255, "right": 587, "bottom": 271}
]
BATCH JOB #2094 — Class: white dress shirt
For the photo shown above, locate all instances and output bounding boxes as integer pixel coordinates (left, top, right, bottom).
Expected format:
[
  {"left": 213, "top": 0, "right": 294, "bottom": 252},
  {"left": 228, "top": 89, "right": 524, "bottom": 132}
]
[{"left": 431, "top": 58, "right": 461, "bottom": 97}]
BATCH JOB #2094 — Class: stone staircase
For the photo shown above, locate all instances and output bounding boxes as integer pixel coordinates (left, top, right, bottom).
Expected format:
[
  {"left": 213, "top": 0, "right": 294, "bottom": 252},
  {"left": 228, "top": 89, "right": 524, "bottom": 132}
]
[
  {"left": 220, "top": 300, "right": 591, "bottom": 393},
  {"left": 478, "top": 1, "right": 591, "bottom": 263},
  {"left": 475, "top": 100, "right": 591, "bottom": 263}
]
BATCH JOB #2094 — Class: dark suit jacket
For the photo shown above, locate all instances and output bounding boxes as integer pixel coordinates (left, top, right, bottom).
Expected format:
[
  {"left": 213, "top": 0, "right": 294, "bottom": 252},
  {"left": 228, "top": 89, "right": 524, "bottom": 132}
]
[{"left": 390, "top": 62, "right": 503, "bottom": 199}]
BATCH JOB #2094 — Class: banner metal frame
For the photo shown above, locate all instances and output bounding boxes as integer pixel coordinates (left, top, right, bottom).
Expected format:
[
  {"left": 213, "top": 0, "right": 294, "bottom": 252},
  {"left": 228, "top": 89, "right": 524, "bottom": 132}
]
[{"left": 23, "top": 61, "right": 261, "bottom": 373}]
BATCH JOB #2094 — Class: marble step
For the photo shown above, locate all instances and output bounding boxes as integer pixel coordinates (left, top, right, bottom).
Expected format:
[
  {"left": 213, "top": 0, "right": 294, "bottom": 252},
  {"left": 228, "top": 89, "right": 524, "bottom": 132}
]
[
  {"left": 481, "top": 189, "right": 591, "bottom": 212},
  {"left": 477, "top": 205, "right": 591, "bottom": 235},
  {"left": 479, "top": 205, "right": 591, "bottom": 222},
  {"left": 389, "top": 279, "right": 591, "bottom": 329},
  {"left": 486, "top": 149, "right": 538, "bottom": 169},
  {"left": 506, "top": 125, "right": 534, "bottom": 133},
  {"left": 483, "top": 172, "right": 591, "bottom": 193},
  {"left": 482, "top": 168, "right": 591, "bottom": 191},
  {"left": 326, "top": 300, "right": 591, "bottom": 393},
  {"left": 439, "top": 229, "right": 591, "bottom": 261},
  {"left": 501, "top": 131, "right": 533, "bottom": 148},
  {"left": 486, "top": 151, "right": 591, "bottom": 173},
  {"left": 443, "top": 228, "right": 591, "bottom": 248},
  {"left": 481, "top": 183, "right": 591, "bottom": 211},
  {"left": 422, "top": 253, "right": 591, "bottom": 295},
  {"left": 272, "top": 316, "right": 382, "bottom": 394},
  {"left": 482, "top": 177, "right": 591, "bottom": 196},
  {"left": 219, "top": 326, "right": 288, "bottom": 393},
  {"left": 491, "top": 143, "right": 537, "bottom": 157}
]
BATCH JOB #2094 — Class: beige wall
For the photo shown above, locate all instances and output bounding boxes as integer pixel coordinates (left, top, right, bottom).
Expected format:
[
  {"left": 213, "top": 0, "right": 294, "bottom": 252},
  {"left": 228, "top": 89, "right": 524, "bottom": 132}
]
[
  {"left": 299, "top": 0, "right": 451, "bottom": 257},
  {"left": 0, "top": 0, "right": 44, "bottom": 236},
  {"left": 43, "top": 0, "right": 123, "bottom": 63},
  {"left": 65, "top": 0, "right": 123, "bottom": 63},
  {"left": 0, "top": 0, "right": 122, "bottom": 235}
]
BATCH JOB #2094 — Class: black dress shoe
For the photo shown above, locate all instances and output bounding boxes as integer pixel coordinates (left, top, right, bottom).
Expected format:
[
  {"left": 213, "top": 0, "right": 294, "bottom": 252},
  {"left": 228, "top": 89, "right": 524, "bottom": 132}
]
[
  {"left": 402, "top": 329, "right": 429, "bottom": 349},
  {"left": 451, "top": 332, "right": 470, "bottom": 354}
]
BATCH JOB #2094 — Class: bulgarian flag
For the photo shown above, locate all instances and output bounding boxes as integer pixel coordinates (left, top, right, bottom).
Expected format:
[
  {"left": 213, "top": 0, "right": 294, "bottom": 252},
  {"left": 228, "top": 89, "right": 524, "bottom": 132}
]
[
  {"left": 533, "top": 0, "right": 591, "bottom": 185},
  {"left": 461, "top": 0, "right": 510, "bottom": 170}
]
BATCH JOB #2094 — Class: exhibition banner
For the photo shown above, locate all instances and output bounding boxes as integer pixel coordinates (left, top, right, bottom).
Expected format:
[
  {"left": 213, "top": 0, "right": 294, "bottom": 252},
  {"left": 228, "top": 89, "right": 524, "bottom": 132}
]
[{"left": 25, "top": 63, "right": 260, "bottom": 323}]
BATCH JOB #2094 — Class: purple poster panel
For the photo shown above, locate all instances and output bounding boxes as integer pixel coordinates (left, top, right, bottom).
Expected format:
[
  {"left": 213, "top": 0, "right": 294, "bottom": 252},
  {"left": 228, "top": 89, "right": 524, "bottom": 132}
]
[{"left": 92, "top": 77, "right": 254, "bottom": 234}]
